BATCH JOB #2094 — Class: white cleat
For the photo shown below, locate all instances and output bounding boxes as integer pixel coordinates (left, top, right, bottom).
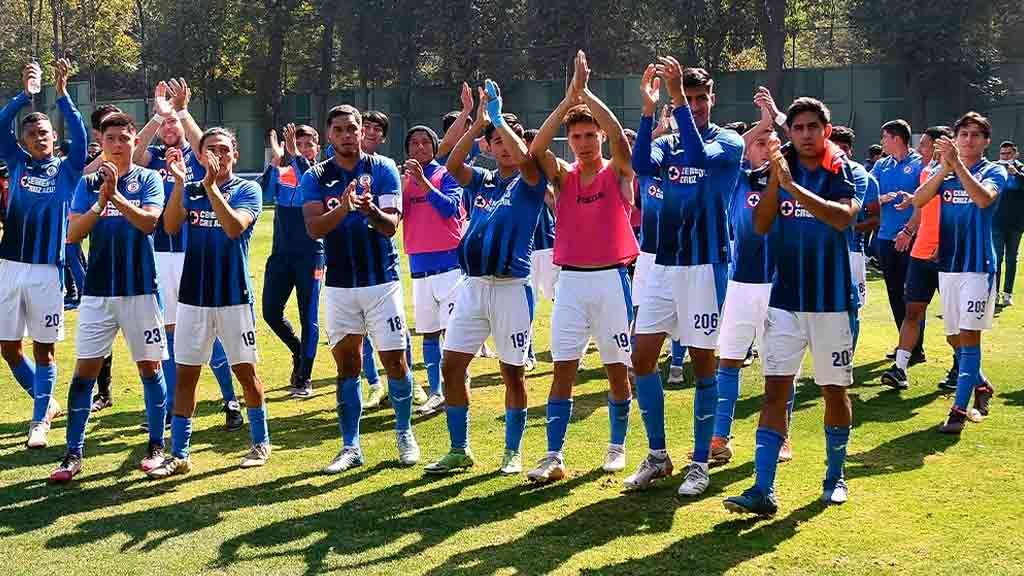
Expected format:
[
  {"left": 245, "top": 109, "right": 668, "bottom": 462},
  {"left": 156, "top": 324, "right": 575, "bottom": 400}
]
[
  {"left": 26, "top": 420, "right": 50, "bottom": 449},
  {"left": 396, "top": 430, "right": 421, "bottom": 465},
  {"left": 499, "top": 449, "right": 523, "bottom": 475},
  {"left": 240, "top": 443, "right": 271, "bottom": 468},
  {"left": 822, "top": 478, "right": 849, "bottom": 505},
  {"left": 677, "top": 462, "right": 710, "bottom": 496},
  {"left": 364, "top": 384, "right": 385, "bottom": 409},
  {"left": 526, "top": 453, "right": 566, "bottom": 483},
  {"left": 667, "top": 365, "right": 685, "bottom": 385},
  {"left": 623, "top": 453, "right": 674, "bottom": 491},
  {"left": 416, "top": 393, "right": 445, "bottom": 415},
  {"left": 602, "top": 444, "right": 627, "bottom": 472},
  {"left": 324, "top": 446, "right": 364, "bottom": 474},
  {"left": 412, "top": 383, "right": 429, "bottom": 405}
]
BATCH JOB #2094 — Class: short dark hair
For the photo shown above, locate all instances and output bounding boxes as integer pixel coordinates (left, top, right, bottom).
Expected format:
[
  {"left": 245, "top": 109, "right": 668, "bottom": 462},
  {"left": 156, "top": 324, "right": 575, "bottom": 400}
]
[
  {"left": 484, "top": 113, "right": 524, "bottom": 143},
  {"left": 99, "top": 112, "right": 136, "bottom": 134},
  {"left": 682, "top": 67, "right": 714, "bottom": 92},
  {"left": 327, "top": 105, "right": 361, "bottom": 127},
  {"left": 295, "top": 124, "right": 319, "bottom": 143},
  {"left": 829, "top": 125, "right": 856, "bottom": 148},
  {"left": 21, "top": 112, "right": 50, "bottom": 130},
  {"left": 881, "top": 119, "right": 912, "bottom": 146},
  {"left": 723, "top": 121, "right": 748, "bottom": 135},
  {"left": 563, "top": 104, "right": 599, "bottom": 130},
  {"left": 523, "top": 129, "right": 539, "bottom": 145},
  {"left": 785, "top": 97, "right": 831, "bottom": 128},
  {"left": 363, "top": 110, "right": 389, "bottom": 138},
  {"left": 199, "top": 127, "right": 238, "bottom": 152},
  {"left": 442, "top": 111, "right": 471, "bottom": 134},
  {"left": 1000, "top": 140, "right": 1017, "bottom": 151},
  {"left": 91, "top": 104, "right": 122, "bottom": 132},
  {"left": 868, "top": 144, "right": 883, "bottom": 157},
  {"left": 925, "top": 125, "right": 954, "bottom": 141},
  {"left": 953, "top": 111, "right": 991, "bottom": 139}
]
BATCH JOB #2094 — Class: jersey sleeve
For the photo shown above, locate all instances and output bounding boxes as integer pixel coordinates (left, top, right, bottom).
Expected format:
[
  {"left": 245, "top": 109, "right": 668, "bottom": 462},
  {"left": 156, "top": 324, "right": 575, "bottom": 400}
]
[
  {"left": 374, "top": 158, "right": 402, "bottom": 211},
  {"left": 426, "top": 170, "right": 463, "bottom": 219},
  {"left": 141, "top": 170, "right": 165, "bottom": 208},
  {"left": 56, "top": 95, "right": 88, "bottom": 172},
  {"left": 631, "top": 114, "right": 661, "bottom": 176},
  {"left": 231, "top": 180, "right": 263, "bottom": 222},
  {"left": 981, "top": 164, "right": 1008, "bottom": 196},
  {"left": 70, "top": 175, "right": 97, "bottom": 214},
  {"left": 300, "top": 169, "right": 322, "bottom": 205},
  {"left": 835, "top": 162, "right": 860, "bottom": 203},
  {"left": 0, "top": 93, "right": 30, "bottom": 164}
]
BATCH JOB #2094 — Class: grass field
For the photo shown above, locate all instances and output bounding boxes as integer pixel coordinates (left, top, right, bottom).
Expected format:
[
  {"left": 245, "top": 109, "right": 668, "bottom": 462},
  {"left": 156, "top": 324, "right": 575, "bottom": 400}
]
[{"left": 2, "top": 208, "right": 1024, "bottom": 576}]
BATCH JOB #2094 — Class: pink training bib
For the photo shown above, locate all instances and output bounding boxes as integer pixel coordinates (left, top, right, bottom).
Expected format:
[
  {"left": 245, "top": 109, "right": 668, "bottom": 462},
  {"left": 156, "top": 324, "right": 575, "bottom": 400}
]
[
  {"left": 402, "top": 166, "right": 464, "bottom": 255},
  {"left": 553, "top": 159, "right": 639, "bottom": 267}
]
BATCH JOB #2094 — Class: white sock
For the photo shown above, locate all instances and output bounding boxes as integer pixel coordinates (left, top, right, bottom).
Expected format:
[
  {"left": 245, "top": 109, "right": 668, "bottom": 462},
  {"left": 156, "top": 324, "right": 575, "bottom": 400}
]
[
  {"left": 895, "top": 349, "right": 911, "bottom": 371},
  {"left": 650, "top": 448, "right": 668, "bottom": 459}
]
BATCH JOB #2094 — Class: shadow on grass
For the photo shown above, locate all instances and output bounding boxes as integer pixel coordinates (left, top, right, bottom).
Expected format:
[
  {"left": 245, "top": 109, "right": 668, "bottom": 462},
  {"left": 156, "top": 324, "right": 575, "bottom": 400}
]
[
  {"left": 1002, "top": 388, "right": 1024, "bottom": 407},
  {"left": 846, "top": 425, "right": 959, "bottom": 480}
]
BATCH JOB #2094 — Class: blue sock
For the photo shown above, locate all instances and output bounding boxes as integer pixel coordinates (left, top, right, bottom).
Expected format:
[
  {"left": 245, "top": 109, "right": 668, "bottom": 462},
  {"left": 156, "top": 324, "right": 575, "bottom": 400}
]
[
  {"left": 11, "top": 357, "right": 36, "bottom": 397},
  {"left": 170, "top": 415, "right": 193, "bottom": 459},
  {"left": 545, "top": 398, "right": 573, "bottom": 453},
  {"left": 692, "top": 375, "right": 718, "bottom": 463},
  {"left": 671, "top": 341, "right": 686, "bottom": 367},
  {"left": 337, "top": 376, "right": 362, "bottom": 448},
  {"left": 505, "top": 408, "right": 527, "bottom": 452},
  {"left": 635, "top": 372, "right": 666, "bottom": 451},
  {"left": 753, "top": 427, "right": 785, "bottom": 496},
  {"left": 954, "top": 346, "right": 980, "bottom": 410},
  {"left": 141, "top": 371, "right": 167, "bottom": 446},
  {"left": 528, "top": 341, "right": 535, "bottom": 361},
  {"left": 404, "top": 332, "right": 414, "bottom": 371},
  {"left": 32, "top": 363, "right": 57, "bottom": 422},
  {"left": 388, "top": 373, "right": 413, "bottom": 432},
  {"left": 714, "top": 366, "right": 740, "bottom": 439},
  {"left": 608, "top": 396, "right": 631, "bottom": 446},
  {"left": 423, "top": 337, "right": 442, "bottom": 396},
  {"left": 247, "top": 405, "right": 269, "bottom": 445},
  {"left": 447, "top": 405, "right": 469, "bottom": 450},
  {"left": 164, "top": 331, "right": 177, "bottom": 420},
  {"left": 362, "top": 338, "right": 379, "bottom": 386},
  {"left": 824, "top": 425, "right": 850, "bottom": 484},
  {"left": 786, "top": 381, "right": 796, "bottom": 426},
  {"left": 66, "top": 376, "right": 96, "bottom": 456},
  {"left": 210, "top": 339, "right": 236, "bottom": 403}
]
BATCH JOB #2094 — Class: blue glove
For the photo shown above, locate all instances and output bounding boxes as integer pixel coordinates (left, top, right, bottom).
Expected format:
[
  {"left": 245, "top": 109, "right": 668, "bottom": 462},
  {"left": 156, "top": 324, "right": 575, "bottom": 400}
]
[{"left": 485, "top": 79, "right": 503, "bottom": 128}]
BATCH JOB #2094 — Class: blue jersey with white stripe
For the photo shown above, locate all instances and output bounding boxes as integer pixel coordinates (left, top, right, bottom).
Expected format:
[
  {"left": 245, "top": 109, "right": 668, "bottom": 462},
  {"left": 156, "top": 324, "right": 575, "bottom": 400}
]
[
  {"left": 937, "top": 159, "right": 1006, "bottom": 273},
  {"left": 728, "top": 165, "right": 772, "bottom": 284},
  {"left": 70, "top": 166, "right": 164, "bottom": 297},
  {"left": 632, "top": 106, "right": 743, "bottom": 267},
  {"left": 637, "top": 174, "right": 663, "bottom": 254},
  {"left": 145, "top": 145, "right": 205, "bottom": 254},
  {"left": 871, "top": 150, "right": 923, "bottom": 240},
  {"left": 179, "top": 177, "right": 262, "bottom": 307},
  {"left": 769, "top": 158, "right": 862, "bottom": 312},
  {"left": 846, "top": 160, "right": 878, "bottom": 253},
  {"left": 264, "top": 156, "right": 323, "bottom": 257},
  {"left": 533, "top": 203, "right": 555, "bottom": 251},
  {"left": 459, "top": 166, "right": 547, "bottom": 278},
  {"left": 300, "top": 153, "right": 402, "bottom": 288},
  {"left": 0, "top": 93, "right": 87, "bottom": 267}
]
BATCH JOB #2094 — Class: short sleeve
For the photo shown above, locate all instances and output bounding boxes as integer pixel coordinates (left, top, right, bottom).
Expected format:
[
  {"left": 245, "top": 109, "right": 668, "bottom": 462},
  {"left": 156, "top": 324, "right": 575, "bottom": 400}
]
[
  {"left": 300, "top": 169, "right": 322, "bottom": 205},
  {"left": 141, "top": 170, "right": 165, "bottom": 208},
  {"left": 466, "top": 166, "right": 489, "bottom": 197},
  {"left": 981, "top": 164, "right": 1008, "bottom": 195},
  {"left": 231, "top": 180, "right": 263, "bottom": 221},
  {"left": 374, "top": 158, "right": 402, "bottom": 211},
  {"left": 70, "top": 175, "right": 96, "bottom": 214}
]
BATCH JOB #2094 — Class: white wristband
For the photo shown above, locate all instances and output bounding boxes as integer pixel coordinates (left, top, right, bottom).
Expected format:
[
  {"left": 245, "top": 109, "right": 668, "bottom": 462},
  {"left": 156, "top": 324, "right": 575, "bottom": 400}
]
[
  {"left": 91, "top": 201, "right": 103, "bottom": 215},
  {"left": 176, "top": 109, "right": 190, "bottom": 119},
  {"left": 150, "top": 113, "right": 168, "bottom": 125},
  {"left": 774, "top": 111, "right": 787, "bottom": 127}
]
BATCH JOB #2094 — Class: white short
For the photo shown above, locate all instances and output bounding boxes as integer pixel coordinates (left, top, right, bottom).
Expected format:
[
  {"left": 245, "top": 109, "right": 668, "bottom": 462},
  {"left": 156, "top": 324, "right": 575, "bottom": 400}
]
[
  {"left": 717, "top": 280, "right": 772, "bottom": 361},
  {"left": 155, "top": 251, "right": 185, "bottom": 324},
  {"left": 530, "top": 248, "right": 560, "bottom": 300},
  {"left": 550, "top": 268, "right": 633, "bottom": 366},
  {"left": 324, "top": 281, "right": 407, "bottom": 350},
  {"left": 631, "top": 252, "right": 655, "bottom": 306},
  {"left": 849, "top": 251, "right": 867, "bottom": 308},
  {"left": 175, "top": 303, "right": 259, "bottom": 366},
  {"left": 444, "top": 276, "right": 534, "bottom": 366},
  {"left": 634, "top": 263, "right": 727, "bottom": 349},
  {"left": 76, "top": 295, "right": 167, "bottom": 362},
  {"left": 412, "top": 268, "right": 463, "bottom": 334},
  {"left": 762, "top": 307, "right": 855, "bottom": 387},
  {"left": 938, "top": 272, "right": 996, "bottom": 335},
  {"left": 0, "top": 260, "right": 64, "bottom": 343}
]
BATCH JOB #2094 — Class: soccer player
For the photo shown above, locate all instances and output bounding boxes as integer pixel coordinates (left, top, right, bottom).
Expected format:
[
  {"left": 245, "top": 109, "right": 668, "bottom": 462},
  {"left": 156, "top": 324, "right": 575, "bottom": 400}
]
[
  {"left": 829, "top": 126, "right": 879, "bottom": 319},
  {"left": 525, "top": 51, "right": 638, "bottom": 483},
  {"left": 401, "top": 124, "right": 465, "bottom": 415},
  {"left": 147, "top": 128, "right": 270, "bottom": 478},
  {"left": 0, "top": 59, "right": 84, "bottom": 449},
  {"left": 50, "top": 113, "right": 168, "bottom": 482},
  {"left": 134, "top": 79, "right": 244, "bottom": 431},
  {"left": 912, "top": 112, "right": 1004, "bottom": 434},
  {"left": 626, "top": 58, "right": 743, "bottom": 496},
  {"left": 424, "top": 80, "right": 548, "bottom": 475},
  {"left": 872, "top": 120, "right": 925, "bottom": 364},
  {"left": 261, "top": 123, "right": 323, "bottom": 399},
  {"left": 522, "top": 128, "right": 557, "bottom": 372},
  {"left": 302, "top": 105, "right": 420, "bottom": 473},
  {"left": 994, "top": 140, "right": 1022, "bottom": 307},
  {"left": 724, "top": 97, "right": 863, "bottom": 516}
]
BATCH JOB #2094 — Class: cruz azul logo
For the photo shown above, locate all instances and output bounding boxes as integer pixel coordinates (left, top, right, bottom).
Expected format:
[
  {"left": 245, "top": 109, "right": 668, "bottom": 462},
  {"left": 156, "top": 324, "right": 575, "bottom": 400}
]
[
  {"left": 20, "top": 173, "right": 56, "bottom": 194},
  {"left": 746, "top": 192, "right": 761, "bottom": 208},
  {"left": 665, "top": 164, "right": 705, "bottom": 185},
  {"left": 647, "top": 184, "right": 662, "bottom": 200},
  {"left": 778, "top": 199, "right": 814, "bottom": 219},
  {"left": 942, "top": 187, "right": 971, "bottom": 204}
]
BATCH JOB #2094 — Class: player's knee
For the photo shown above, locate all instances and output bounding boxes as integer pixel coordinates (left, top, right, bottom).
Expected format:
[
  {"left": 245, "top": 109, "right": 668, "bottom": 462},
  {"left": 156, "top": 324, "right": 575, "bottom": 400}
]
[
  {"left": 32, "top": 342, "right": 55, "bottom": 365},
  {"left": 137, "top": 361, "right": 161, "bottom": 379},
  {"left": 379, "top": 351, "right": 407, "bottom": 379},
  {"left": 0, "top": 342, "right": 23, "bottom": 366}
]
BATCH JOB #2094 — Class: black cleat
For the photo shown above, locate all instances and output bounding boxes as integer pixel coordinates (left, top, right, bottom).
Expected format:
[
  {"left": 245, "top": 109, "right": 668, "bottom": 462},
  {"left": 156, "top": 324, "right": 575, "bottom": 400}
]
[
  {"left": 886, "top": 348, "right": 897, "bottom": 360},
  {"left": 938, "top": 407, "right": 968, "bottom": 435},
  {"left": 224, "top": 400, "right": 244, "bottom": 431},
  {"left": 880, "top": 365, "right": 908, "bottom": 390},
  {"left": 937, "top": 366, "right": 958, "bottom": 392},
  {"left": 908, "top": 352, "right": 926, "bottom": 368},
  {"left": 973, "top": 383, "right": 994, "bottom": 417},
  {"left": 724, "top": 487, "right": 778, "bottom": 517}
]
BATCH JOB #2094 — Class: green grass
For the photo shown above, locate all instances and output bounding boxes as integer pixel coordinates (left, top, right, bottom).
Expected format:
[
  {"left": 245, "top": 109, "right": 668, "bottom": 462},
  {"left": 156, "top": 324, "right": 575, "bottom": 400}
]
[{"left": 2, "top": 208, "right": 1024, "bottom": 575}]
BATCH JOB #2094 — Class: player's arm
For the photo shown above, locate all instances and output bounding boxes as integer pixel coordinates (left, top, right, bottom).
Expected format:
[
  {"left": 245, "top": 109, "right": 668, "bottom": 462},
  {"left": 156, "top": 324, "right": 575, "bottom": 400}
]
[
  {"left": 111, "top": 172, "right": 162, "bottom": 234},
  {"left": 911, "top": 164, "right": 948, "bottom": 208},
  {"left": 577, "top": 61, "right": 634, "bottom": 198},
  {"left": 0, "top": 89, "right": 31, "bottom": 162},
  {"left": 358, "top": 161, "right": 401, "bottom": 237},
  {"left": 133, "top": 82, "right": 175, "bottom": 167},
  {"left": 52, "top": 59, "right": 87, "bottom": 171},
  {"left": 163, "top": 150, "right": 189, "bottom": 234},
  {"left": 436, "top": 82, "right": 474, "bottom": 162},
  {"left": 632, "top": 64, "right": 664, "bottom": 176},
  {"left": 205, "top": 180, "right": 253, "bottom": 240},
  {"left": 168, "top": 78, "right": 203, "bottom": 152},
  {"left": 947, "top": 147, "right": 1001, "bottom": 209},
  {"left": 419, "top": 167, "right": 462, "bottom": 219},
  {"left": 67, "top": 176, "right": 103, "bottom": 244},
  {"left": 743, "top": 91, "right": 775, "bottom": 150},
  {"left": 529, "top": 90, "right": 575, "bottom": 191},
  {"left": 445, "top": 109, "right": 485, "bottom": 187},
  {"left": 302, "top": 172, "right": 353, "bottom": 239},
  {"left": 754, "top": 167, "right": 781, "bottom": 235},
  {"left": 784, "top": 167, "right": 860, "bottom": 231}
]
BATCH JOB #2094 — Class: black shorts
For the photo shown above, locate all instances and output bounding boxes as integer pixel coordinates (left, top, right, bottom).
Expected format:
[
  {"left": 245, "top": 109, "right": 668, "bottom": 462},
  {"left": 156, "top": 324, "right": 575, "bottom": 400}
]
[{"left": 904, "top": 257, "right": 939, "bottom": 304}]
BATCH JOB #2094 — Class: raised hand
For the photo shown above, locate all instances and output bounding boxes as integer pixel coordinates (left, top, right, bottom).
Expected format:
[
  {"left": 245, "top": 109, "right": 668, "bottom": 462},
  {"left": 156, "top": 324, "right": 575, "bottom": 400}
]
[
  {"left": 166, "top": 148, "right": 188, "bottom": 182},
  {"left": 569, "top": 50, "right": 590, "bottom": 100},
  {"left": 283, "top": 123, "right": 298, "bottom": 157},
  {"left": 23, "top": 62, "right": 41, "bottom": 94},
  {"left": 474, "top": 86, "right": 491, "bottom": 128},
  {"left": 640, "top": 64, "right": 661, "bottom": 116},
  {"left": 153, "top": 81, "right": 173, "bottom": 118},
  {"left": 655, "top": 56, "right": 684, "bottom": 104},
  {"left": 203, "top": 150, "right": 221, "bottom": 187},
  {"left": 460, "top": 81, "right": 474, "bottom": 113},
  {"left": 167, "top": 78, "right": 191, "bottom": 112},
  {"left": 768, "top": 138, "right": 792, "bottom": 188},
  {"left": 269, "top": 129, "right": 284, "bottom": 164},
  {"left": 54, "top": 58, "right": 71, "bottom": 97},
  {"left": 484, "top": 79, "right": 503, "bottom": 127},
  {"left": 935, "top": 136, "right": 960, "bottom": 172},
  {"left": 98, "top": 161, "right": 118, "bottom": 208},
  {"left": 404, "top": 158, "right": 425, "bottom": 183}
]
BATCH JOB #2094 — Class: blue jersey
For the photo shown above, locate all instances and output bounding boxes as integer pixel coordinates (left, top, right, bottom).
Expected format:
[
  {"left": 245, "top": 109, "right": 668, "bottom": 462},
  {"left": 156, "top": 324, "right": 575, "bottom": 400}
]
[
  {"left": 871, "top": 150, "right": 923, "bottom": 240},
  {"left": 632, "top": 106, "right": 743, "bottom": 267},
  {"left": 533, "top": 203, "right": 555, "bottom": 251},
  {"left": 459, "top": 166, "right": 547, "bottom": 278},
  {"left": 0, "top": 93, "right": 87, "bottom": 267},
  {"left": 179, "top": 177, "right": 262, "bottom": 307},
  {"left": 728, "top": 165, "right": 772, "bottom": 284},
  {"left": 846, "top": 161, "right": 878, "bottom": 253},
  {"left": 145, "top": 144, "right": 205, "bottom": 254},
  {"left": 637, "top": 174, "right": 663, "bottom": 254},
  {"left": 300, "top": 153, "right": 402, "bottom": 288},
  {"left": 70, "top": 166, "right": 164, "bottom": 297},
  {"left": 769, "top": 158, "right": 863, "bottom": 312},
  {"left": 937, "top": 159, "right": 1007, "bottom": 273},
  {"left": 264, "top": 156, "right": 323, "bottom": 257}
]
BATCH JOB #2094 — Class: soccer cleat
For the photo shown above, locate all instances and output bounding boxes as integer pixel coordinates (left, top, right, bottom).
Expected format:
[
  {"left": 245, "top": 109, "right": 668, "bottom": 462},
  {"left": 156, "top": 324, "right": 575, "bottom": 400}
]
[
  {"left": 623, "top": 452, "right": 674, "bottom": 491},
  {"left": 881, "top": 365, "right": 909, "bottom": 390},
  {"left": 289, "top": 379, "right": 313, "bottom": 400},
  {"left": 364, "top": 384, "right": 385, "bottom": 409},
  {"left": 822, "top": 478, "right": 849, "bottom": 505},
  {"left": 710, "top": 436, "right": 733, "bottom": 464},
  {"left": 524, "top": 356, "right": 537, "bottom": 372},
  {"left": 324, "top": 447, "right": 364, "bottom": 474},
  {"left": 885, "top": 348, "right": 897, "bottom": 360},
  {"left": 526, "top": 453, "right": 566, "bottom": 483},
  {"left": 240, "top": 443, "right": 271, "bottom": 468},
  {"left": 667, "top": 365, "right": 685, "bottom": 385},
  {"left": 412, "top": 382, "right": 429, "bottom": 405},
  {"left": 724, "top": 486, "right": 778, "bottom": 516},
  {"left": 937, "top": 367, "right": 958, "bottom": 392},
  {"left": 938, "top": 407, "right": 968, "bottom": 435},
  {"left": 778, "top": 437, "right": 794, "bottom": 463},
  {"left": 602, "top": 444, "right": 627, "bottom": 472},
  {"left": 973, "top": 383, "right": 994, "bottom": 417},
  {"left": 424, "top": 449, "right": 475, "bottom": 474},
  {"left": 139, "top": 442, "right": 166, "bottom": 472},
  {"left": 49, "top": 453, "right": 83, "bottom": 483},
  {"left": 416, "top": 393, "right": 445, "bottom": 416},
  {"left": 677, "top": 463, "right": 710, "bottom": 497},
  {"left": 224, "top": 400, "right": 244, "bottom": 431},
  {"left": 908, "top": 352, "right": 927, "bottom": 368},
  {"left": 91, "top": 394, "right": 113, "bottom": 412},
  {"left": 396, "top": 430, "right": 421, "bottom": 465},
  {"left": 1004, "top": 293, "right": 1014, "bottom": 307},
  {"left": 26, "top": 421, "right": 50, "bottom": 449},
  {"left": 499, "top": 449, "right": 523, "bottom": 475},
  {"left": 146, "top": 456, "right": 192, "bottom": 479}
]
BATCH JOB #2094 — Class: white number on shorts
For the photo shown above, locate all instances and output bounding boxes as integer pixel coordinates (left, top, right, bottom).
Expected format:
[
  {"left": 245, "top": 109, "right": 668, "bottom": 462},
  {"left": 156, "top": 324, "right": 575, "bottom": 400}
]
[
  {"left": 693, "top": 313, "right": 719, "bottom": 335},
  {"left": 831, "top": 350, "right": 851, "bottom": 367},
  {"left": 613, "top": 332, "right": 630, "bottom": 349},
  {"left": 241, "top": 330, "right": 256, "bottom": 347},
  {"left": 386, "top": 316, "right": 404, "bottom": 332},
  {"left": 44, "top": 313, "right": 61, "bottom": 328},
  {"left": 144, "top": 329, "right": 162, "bottom": 345},
  {"left": 509, "top": 331, "right": 528, "bottom": 349}
]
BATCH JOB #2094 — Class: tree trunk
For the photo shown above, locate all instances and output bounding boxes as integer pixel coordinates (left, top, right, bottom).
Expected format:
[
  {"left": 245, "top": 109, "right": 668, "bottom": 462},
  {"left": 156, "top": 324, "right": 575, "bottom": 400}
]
[
  {"left": 258, "top": 2, "right": 289, "bottom": 136},
  {"left": 759, "top": 0, "right": 787, "bottom": 99},
  {"left": 316, "top": 0, "right": 336, "bottom": 126}
]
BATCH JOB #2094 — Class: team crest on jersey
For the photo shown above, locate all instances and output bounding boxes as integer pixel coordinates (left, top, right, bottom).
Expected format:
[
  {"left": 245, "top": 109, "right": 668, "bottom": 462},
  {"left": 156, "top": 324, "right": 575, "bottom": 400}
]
[
  {"left": 126, "top": 180, "right": 141, "bottom": 193},
  {"left": 46, "top": 165, "right": 58, "bottom": 177},
  {"left": 779, "top": 200, "right": 795, "bottom": 217},
  {"left": 647, "top": 184, "right": 662, "bottom": 199},
  {"left": 903, "top": 165, "right": 914, "bottom": 175},
  {"left": 326, "top": 197, "right": 341, "bottom": 210},
  {"left": 746, "top": 192, "right": 761, "bottom": 208},
  {"left": 474, "top": 195, "right": 487, "bottom": 208},
  {"left": 358, "top": 174, "right": 373, "bottom": 189}
]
